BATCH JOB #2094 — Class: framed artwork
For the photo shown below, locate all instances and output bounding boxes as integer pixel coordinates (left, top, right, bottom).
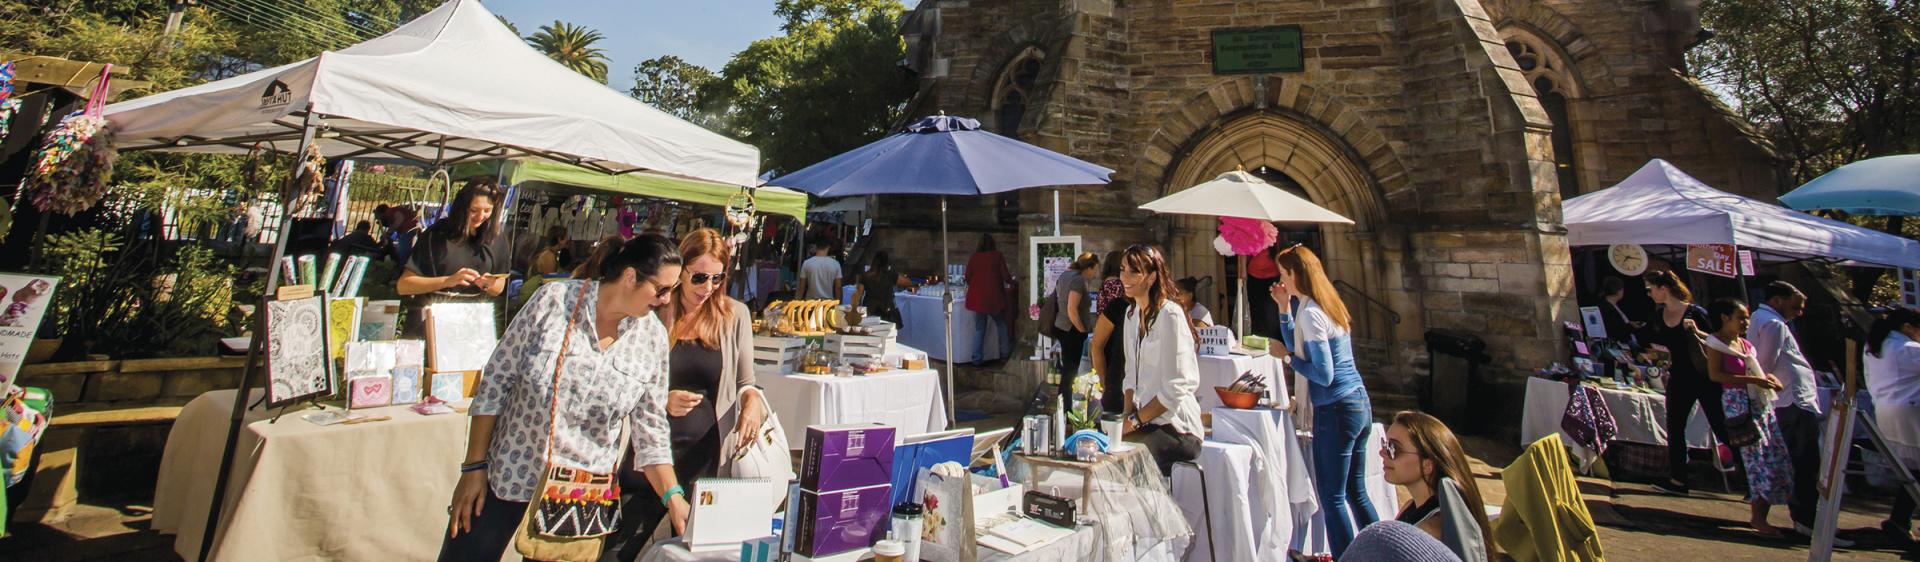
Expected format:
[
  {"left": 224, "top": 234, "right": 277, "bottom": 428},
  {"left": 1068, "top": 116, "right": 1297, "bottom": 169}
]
[
  {"left": 426, "top": 302, "right": 498, "bottom": 372},
  {"left": 264, "top": 294, "right": 333, "bottom": 407},
  {"left": 349, "top": 375, "right": 392, "bottom": 409}
]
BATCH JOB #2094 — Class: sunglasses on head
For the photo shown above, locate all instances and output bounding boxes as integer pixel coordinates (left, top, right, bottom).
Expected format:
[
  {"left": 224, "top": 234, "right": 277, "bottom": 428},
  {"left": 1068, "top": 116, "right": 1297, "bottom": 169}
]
[{"left": 689, "top": 272, "right": 726, "bottom": 285}]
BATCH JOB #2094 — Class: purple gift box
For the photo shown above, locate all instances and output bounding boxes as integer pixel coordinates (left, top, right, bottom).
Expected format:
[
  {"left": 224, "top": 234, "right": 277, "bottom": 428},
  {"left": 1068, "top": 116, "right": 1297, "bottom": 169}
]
[
  {"left": 791, "top": 483, "right": 891, "bottom": 557},
  {"left": 802, "top": 423, "right": 895, "bottom": 492}
]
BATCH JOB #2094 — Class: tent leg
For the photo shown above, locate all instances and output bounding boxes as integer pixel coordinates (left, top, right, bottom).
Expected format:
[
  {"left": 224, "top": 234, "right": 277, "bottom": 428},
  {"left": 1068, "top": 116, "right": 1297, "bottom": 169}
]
[
  {"left": 198, "top": 110, "right": 319, "bottom": 562},
  {"left": 942, "top": 196, "right": 957, "bottom": 426}
]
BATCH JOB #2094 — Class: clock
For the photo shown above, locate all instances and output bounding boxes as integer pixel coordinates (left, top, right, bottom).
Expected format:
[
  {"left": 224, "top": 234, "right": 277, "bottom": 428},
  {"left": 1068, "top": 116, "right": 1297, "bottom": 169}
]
[{"left": 1608, "top": 244, "right": 1648, "bottom": 276}]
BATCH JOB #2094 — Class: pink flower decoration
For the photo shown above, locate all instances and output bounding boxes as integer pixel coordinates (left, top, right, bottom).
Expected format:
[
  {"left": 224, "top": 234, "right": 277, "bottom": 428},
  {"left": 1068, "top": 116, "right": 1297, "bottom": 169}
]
[{"left": 1218, "top": 217, "right": 1279, "bottom": 256}]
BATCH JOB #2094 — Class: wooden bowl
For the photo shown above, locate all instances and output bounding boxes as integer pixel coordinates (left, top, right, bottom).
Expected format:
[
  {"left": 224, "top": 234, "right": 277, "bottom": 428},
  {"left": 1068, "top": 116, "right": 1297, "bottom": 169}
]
[{"left": 1214, "top": 386, "right": 1260, "bottom": 409}]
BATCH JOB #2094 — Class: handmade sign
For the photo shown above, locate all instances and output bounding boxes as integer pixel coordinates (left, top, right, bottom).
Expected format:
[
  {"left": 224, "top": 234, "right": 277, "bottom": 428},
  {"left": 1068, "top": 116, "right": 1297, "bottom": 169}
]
[
  {"left": 1197, "top": 325, "right": 1234, "bottom": 357},
  {"left": 425, "top": 302, "right": 497, "bottom": 372},
  {"left": 0, "top": 274, "right": 59, "bottom": 395},
  {"left": 264, "top": 294, "right": 332, "bottom": 407},
  {"left": 1686, "top": 244, "right": 1738, "bottom": 279}
]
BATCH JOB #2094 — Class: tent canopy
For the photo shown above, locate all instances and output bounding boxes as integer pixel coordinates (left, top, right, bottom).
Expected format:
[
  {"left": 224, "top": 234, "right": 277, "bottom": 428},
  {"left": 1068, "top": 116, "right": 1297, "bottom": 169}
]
[
  {"left": 1779, "top": 154, "right": 1920, "bottom": 216},
  {"left": 104, "top": 0, "right": 759, "bottom": 187},
  {"left": 1562, "top": 159, "right": 1920, "bottom": 269},
  {"left": 454, "top": 159, "right": 808, "bottom": 222}
]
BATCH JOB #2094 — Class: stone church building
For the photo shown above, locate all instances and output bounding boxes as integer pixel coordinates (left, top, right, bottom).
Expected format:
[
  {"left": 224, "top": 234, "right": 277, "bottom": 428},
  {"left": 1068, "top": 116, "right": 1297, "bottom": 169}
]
[{"left": 874, "top": 0, "right": 1781, "bottom": 413}]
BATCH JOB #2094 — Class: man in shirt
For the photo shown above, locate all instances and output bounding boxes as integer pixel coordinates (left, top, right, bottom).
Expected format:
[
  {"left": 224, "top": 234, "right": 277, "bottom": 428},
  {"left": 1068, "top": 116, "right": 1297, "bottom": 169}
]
[
  {"left": 330, "top": 220, "right": 382, "bottom": 257},
  {"left": 796, "top": 243, "right": 843, "bottom": 300},
  {"left": 1748, "top": 281, "right": 1842, "bottom": 543},
  {"left": 374, "top": 204, "right": 422, "bottom": 263}
]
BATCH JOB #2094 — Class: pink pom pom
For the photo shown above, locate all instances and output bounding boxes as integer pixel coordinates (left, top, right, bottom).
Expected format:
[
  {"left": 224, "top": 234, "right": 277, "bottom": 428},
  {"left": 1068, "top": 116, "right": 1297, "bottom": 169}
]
[{"left": 1217, "top": 217, "right": 1278, "bottom": 256}]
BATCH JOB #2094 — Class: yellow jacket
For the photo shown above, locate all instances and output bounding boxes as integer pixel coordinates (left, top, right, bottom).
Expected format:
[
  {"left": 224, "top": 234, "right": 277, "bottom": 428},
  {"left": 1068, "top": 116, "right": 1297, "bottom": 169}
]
[{"left": 1496, "top": 435, "right": 1604, "bottom": 561}]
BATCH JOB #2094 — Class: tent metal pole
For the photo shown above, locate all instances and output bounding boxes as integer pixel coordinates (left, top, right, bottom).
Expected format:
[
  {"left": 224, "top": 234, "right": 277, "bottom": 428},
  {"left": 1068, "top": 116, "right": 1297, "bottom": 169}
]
[
  {"left": 197, "top": 109, "right": 319, "bottom": 562},
  {"left": 942, "top": 196, "right": 957, "bottom": 425}
]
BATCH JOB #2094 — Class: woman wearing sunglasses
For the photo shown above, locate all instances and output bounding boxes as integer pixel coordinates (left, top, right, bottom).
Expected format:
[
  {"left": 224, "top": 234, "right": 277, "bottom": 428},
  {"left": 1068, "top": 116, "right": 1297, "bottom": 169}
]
[
  {"left": 1380, "top": 411, "right": 1495, "bottom": 561},
  {"left": 440, "top": 234, "right": 683, "bottom": 561},
  {"left": 604, "top": 228, "right": 769, "bottom": 561},
  {"left": 1271, "top": 244, "right": 1378, "bottom": 556}
]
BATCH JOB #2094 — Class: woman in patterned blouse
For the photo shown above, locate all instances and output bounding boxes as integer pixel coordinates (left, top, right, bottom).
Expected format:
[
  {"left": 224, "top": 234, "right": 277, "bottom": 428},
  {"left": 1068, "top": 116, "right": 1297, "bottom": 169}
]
[
  {"left": 604, "top": 228, "right": 770, "bottom": 561},
  {"left": 439, "top": 234, "right": 685, "bottom": 562}
]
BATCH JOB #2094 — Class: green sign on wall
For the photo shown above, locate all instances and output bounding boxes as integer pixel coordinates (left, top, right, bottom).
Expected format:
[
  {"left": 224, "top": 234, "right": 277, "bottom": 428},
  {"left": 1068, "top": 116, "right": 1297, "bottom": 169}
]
[{"left": 1212, "top": 26, "right": 1304, "bottom": 74}]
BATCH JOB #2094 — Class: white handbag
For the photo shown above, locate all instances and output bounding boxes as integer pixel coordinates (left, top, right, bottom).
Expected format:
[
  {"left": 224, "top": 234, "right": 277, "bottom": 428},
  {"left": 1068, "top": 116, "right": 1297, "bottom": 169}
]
[{"left": 721, "top": 410, "right": 794, "bottom": 510}]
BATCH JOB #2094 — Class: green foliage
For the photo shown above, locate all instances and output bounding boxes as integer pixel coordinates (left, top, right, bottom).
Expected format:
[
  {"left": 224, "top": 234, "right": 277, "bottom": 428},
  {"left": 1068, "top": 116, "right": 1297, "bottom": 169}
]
[
  {"left": 40, "top": 228, "right": 125, "bottom": 340},
  {"left": 525, "top": 20, "right": 610, "bottom": 83},
  {"left": 38, "top": 230, "right": 240, "bottom": 358},
  {"left": 630, "top": 55, "right": 718, "bottom": 126},
  {"left": 699, "top": 0, "right": 915, "bottom": 175}
]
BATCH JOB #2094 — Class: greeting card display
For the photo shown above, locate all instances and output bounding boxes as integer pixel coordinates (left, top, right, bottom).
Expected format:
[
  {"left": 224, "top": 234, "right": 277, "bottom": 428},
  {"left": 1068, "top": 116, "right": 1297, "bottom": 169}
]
[
  {"left": 359, "top": 299, "right": 401, "bottom": 341},
  {"left": 392, "top": 366, "right": 423, "bottom": 404},
  {"left": 431, "top": 371, "right": 467, "bottom": 402},
  {"left": 349, "top": 375, "right": 392, "bottom": 409},
  {"left": 263, "top": 294, "right": 332, "bottom": 407}
]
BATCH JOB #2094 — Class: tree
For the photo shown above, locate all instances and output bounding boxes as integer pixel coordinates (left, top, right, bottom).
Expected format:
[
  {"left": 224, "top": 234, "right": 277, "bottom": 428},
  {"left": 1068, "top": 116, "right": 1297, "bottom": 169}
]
[
  {"left": 1690, "top": 0, "right": 1920, "bottom": 304},
  {"left": 700, "top": 0, "right": 915, "bottom": 174},
  {"left": 630, "top": 55, "right": 717, "bottom": 124},
  {"left": 525, "top": 20, "right": 609, "bottom": 83}
]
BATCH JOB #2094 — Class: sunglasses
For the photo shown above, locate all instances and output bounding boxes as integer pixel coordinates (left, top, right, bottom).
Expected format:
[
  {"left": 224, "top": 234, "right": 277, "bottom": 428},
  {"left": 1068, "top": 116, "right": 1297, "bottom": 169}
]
[
  {"left": 689, "top": 272, "right": 727, "bottom": 285},
  {"left": 1382, "top": 439, "right": 1420, "bottom": 460},
  {"left": 643, "top": 278, "right": 679, "bottom": 295}
]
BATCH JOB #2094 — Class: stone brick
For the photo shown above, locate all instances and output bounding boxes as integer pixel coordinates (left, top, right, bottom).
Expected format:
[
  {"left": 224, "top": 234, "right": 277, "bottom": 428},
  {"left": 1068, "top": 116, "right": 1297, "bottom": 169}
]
[
  {"left": 84, "top": 372, "right": 163, "bottom": 403},
  {"left": 1431, "top": 276, "right": 1499, "bottom": 293}
]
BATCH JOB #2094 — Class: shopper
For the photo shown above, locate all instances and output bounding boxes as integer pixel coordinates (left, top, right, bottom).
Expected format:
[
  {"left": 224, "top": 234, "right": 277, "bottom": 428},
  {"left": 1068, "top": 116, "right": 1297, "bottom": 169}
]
[
  {"left": 852, "top": 251, "right": 909, "bottom": 324},
  {"left": 1052, "top": 252, "right": 1101, "bottom": 411},
  {"left": 1174, "top": 277, "right": 1214, "bottom": 327},
  {"left": 1273, "top": 244, "right": 1378, "bottom": 556},
  {"left": 1869, "top": 308, "right": 1920, "bottom": 542},
  {"left": 1703, "top": 298, "right": 1791, "bottom": 538},
  {"left": 1640, "top": 270, "right": 1729, "bottom": 496},
  {"left": 439, "top": 234, "right": 684, "bottom": 562},
  {"left": 1748, "top": 281, "right": 1831, "bottom": 539},
  {"left": 1596, "top": 276, "right": 1640, "bottom": 344},
  {"left": 1091, "top": 250, "right": 1130, "bottom": 414},
  {"left": 601, "top": 229, "right": 768, "bottom": 561},
  {"left": 1096, "top": 250, "right": 1126, "bottom": 313},
  {"left": 531, "top": 225, "right": 571, "bottom": 276},
  {"left": 331, "top": 220, "right": 382, "bottom": 257},
  {"left": 796, "top": 242, "right": 842, "bottom": 300},
  {"left": 374, "top": 202, "right": 423, "bottom": 263},
  {"left": 964, "top": 235, "right": 1014, "bottom": 363},
  {"left": 1381, "top": 411, "right": 1496, "bottom": 561},
  {"left": 398, "top": 178, "right": 509, "bottom": 338},
  {"left": 1116, "top": 245, "right": 1203, "bottom": 477}
]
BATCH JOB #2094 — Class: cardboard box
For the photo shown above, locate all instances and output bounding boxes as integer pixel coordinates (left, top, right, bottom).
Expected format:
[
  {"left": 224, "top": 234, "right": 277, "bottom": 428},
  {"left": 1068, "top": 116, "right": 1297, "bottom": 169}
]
[
  {"left": 802, "top": 424, "right": 896, "bottom": 492},
  {"left": 791, "top": 483, "right": 891, "bottom": 558}
]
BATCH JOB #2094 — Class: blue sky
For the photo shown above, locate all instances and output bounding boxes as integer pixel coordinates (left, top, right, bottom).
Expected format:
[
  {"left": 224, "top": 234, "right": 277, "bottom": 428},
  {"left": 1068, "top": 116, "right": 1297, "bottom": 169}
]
[{"left": 484, "top": 0, "right": 785, "bottom": 89}]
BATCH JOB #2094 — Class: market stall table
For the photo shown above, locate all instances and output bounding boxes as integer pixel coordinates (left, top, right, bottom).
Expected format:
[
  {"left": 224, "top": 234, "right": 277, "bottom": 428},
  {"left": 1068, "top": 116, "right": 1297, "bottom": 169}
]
[
  {"left": 1174, "top": 407, "right": 1395, "bottom": 560},
  {"left": 637, "top": 524, "right": 1101, "bottom": 562},
  {"left": 1009, "top": 446, "right": 1192, "bottom": 562},
  {"left": 1519, "top": 377, "right": 1712, "bottom": 452},
  {"left": 151, "top": 389, "right": 492, "bottom": 561},
  {"left": 1196, "top": 352, "right": 1286, "bottom": 410},
  {"left": 755, "top": 346, "right": 949, "bottom": 446},
  {"left": 896, "top": 291, "right": 1008, "bottom": 363}
]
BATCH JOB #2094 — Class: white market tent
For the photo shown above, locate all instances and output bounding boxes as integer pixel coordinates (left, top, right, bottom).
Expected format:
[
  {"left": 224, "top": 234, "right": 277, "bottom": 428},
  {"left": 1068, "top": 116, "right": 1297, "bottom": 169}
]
[
  {"left": 1563, "top": 159, "right": 1920, "bottom": 269},
  {"left": 104, "top": 0, "right": 759, "bottom": 187}
]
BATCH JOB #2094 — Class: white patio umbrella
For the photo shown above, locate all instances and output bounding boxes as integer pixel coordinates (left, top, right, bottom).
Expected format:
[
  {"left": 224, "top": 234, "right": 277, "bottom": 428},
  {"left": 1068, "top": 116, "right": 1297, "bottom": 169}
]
[{"left": 1139, "top": 170, "right": 1354, "bottom": 336}]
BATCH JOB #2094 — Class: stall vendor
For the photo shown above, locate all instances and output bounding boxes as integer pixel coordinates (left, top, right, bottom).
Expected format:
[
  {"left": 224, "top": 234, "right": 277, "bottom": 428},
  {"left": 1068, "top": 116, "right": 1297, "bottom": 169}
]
[{"left": 397, "top": 177, "right": 509, "bottom": 338}]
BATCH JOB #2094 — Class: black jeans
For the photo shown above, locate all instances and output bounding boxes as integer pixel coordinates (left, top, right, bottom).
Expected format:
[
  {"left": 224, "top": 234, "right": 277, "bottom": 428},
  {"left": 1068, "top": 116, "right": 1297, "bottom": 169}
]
[
  {"left": 1775, "top": 405, "right": 1823, "bottom": 528},
  {"left": 1057, "top": 329, "right": 1089, "bottom": 412},
  {"left": 1665, "top": 377, "right": 1731, "bottom": 484},
  {"left": 602, "top": 431, "right": 722, "bottom": 562},
  {"left": 1133, "top": 423, "right": 1201, "bottom": 477},
  {"left": 437, "top": 492, "right": 529, "bottom": 562}
]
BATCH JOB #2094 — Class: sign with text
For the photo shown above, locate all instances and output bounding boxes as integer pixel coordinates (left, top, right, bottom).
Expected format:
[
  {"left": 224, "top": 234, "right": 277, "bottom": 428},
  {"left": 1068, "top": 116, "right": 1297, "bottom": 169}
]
[
  {"left": 1686, "top": 244, "right": 1738, "bottom": 279},
  {"left": 1738, "top": 250, "right": 1756, "bottom": 277},
  {"left": 0, "top": 274, "right": 60, "bottom": 394},
  {"left": 1198, "top": 325, "right": 1235, "bottom": 357},
  {"left": 1212, "top": 26, "right": 1304, "bottom": 74}
]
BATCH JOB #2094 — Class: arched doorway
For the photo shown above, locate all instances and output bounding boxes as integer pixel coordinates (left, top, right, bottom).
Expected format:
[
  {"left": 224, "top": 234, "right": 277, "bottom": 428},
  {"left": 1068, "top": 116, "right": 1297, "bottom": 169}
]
[{"left": 1160, "top": 110, "right": 1405, "bottom": 351}]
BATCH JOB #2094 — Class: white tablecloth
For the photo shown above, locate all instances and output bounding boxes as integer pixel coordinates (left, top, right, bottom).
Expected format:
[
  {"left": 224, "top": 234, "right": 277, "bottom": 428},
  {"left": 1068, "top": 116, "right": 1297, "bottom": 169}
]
[
  {"left": 896, "top": 291, "right": 1008, "bottom": 363},
  {"left": 1173, "top": 408, "right": 1395, "bottom": 559},
  {"left": 756, "top": 359, "right": 948, "bottom": 446},
  {"left": 1196, "top": 353, "right": 1287, "bottom": 410},
  {"left": 639, "top": 525, "right": 1102, "bottom": 562},
  {"left": 152, "top": 389, "right": 495, "bottom": 561},
  {"left": 1519, "top": 377, "right": 1713, "bottom": 450}
]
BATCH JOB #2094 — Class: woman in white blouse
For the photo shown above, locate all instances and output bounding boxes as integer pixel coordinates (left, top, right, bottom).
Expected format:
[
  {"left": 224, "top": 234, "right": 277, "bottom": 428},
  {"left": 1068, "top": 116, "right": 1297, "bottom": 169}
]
[
  {"left": 1868, "top": 308, "right": 1920, "bottom": 540},
  {"left": 440, "top": 234, "right": 685, "bottom": 562},
  {"left": 1117, "top": 245, "right": 1205, "bottom": 477}
]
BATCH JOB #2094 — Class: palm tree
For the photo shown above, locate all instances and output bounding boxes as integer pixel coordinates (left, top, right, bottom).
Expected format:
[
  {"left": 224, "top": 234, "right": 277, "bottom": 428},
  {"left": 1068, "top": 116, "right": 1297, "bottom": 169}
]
[{"left": 525, "top": 20, "right": 610, "bottom": 83}]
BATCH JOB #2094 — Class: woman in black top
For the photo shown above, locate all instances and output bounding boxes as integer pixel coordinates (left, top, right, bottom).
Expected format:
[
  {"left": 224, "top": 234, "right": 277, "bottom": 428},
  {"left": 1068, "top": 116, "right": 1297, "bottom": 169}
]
[
  {"left": 1596, "top": 276, "right": 1641, "bottom": 345},
  {"left": 397, "top": 178, "right": 508, "bottom": 338},
  {"left": 851, "top": 251, "right": 909, "bottom": 324},
  {"left": 1638, "top": 270, "right": 1729, "bottom": 495}
]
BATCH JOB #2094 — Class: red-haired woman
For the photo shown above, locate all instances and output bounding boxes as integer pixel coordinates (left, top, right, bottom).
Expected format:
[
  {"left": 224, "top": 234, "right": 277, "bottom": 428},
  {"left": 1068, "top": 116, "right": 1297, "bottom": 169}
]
[{"left": 1272, "top": 244, "right": 1377, "bottom": 556}]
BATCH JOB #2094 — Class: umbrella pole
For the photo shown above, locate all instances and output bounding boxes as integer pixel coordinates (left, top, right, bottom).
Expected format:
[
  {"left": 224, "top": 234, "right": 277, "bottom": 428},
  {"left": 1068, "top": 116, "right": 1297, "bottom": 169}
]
[
  {"left": 942, "top": 196, "right": 957, "bottom": 426},
  {"left": 199, "top": 110, "right": 318, "bottom": 562},
  {"left": 1237, "top": 254, "right": 1249, "bottom": 338}
]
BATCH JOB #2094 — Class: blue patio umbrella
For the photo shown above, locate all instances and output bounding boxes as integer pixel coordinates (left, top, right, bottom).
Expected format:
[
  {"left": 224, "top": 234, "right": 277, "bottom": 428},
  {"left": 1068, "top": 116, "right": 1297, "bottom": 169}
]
[
  {"left": 769, "top": 114, "right": 1114, "bottom": 423},
  {"left": 1780, "top": 154, "right": 1920, "bottom": 216}
]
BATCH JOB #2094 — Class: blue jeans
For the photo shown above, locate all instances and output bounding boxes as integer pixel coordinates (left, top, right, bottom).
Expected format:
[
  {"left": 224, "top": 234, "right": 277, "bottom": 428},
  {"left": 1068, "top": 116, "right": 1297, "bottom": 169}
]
[
  {"left": 972, "top": 310, "right": 1002, "bottom": 363},
  {"left": 1312, "top": 392, "right": 1379, "bottom": 557}
]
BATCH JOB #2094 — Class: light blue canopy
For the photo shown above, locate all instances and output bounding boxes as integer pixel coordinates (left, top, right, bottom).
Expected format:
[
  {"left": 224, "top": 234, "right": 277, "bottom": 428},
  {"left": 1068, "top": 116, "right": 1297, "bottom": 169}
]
[{"left": 1780, "top": 155, "right": 1920, "bottom": 216}]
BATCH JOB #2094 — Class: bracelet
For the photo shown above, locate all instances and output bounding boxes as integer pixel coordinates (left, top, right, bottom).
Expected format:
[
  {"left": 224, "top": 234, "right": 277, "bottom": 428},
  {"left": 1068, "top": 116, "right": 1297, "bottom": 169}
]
[
  {"left": 460, "top": 460, "right": 489, "bottom": 473},
  {"left": 661, "top": 484, "right": 686, "bottom": 507}
]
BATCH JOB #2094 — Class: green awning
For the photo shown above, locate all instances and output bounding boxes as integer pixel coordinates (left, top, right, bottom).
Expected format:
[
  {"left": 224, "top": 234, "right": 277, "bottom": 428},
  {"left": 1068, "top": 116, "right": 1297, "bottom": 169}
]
[{"left": 454, "top": 158, "right": 807, "bottom": 222}]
